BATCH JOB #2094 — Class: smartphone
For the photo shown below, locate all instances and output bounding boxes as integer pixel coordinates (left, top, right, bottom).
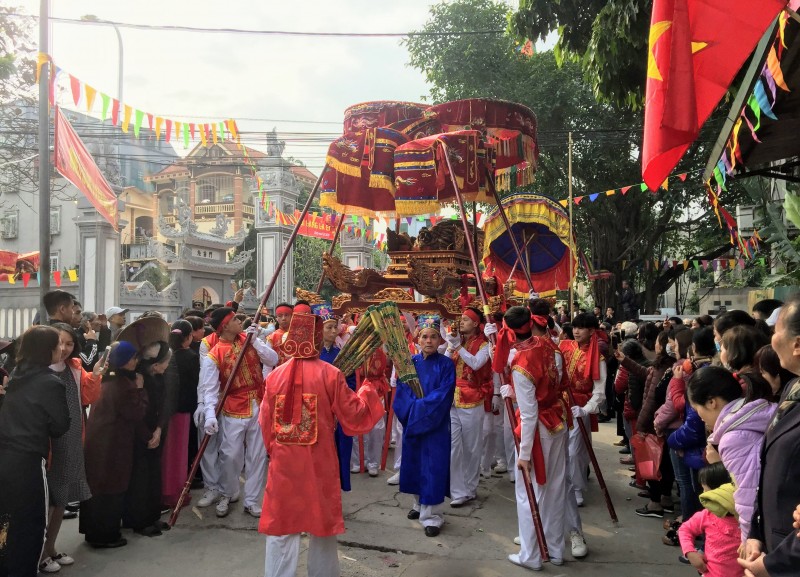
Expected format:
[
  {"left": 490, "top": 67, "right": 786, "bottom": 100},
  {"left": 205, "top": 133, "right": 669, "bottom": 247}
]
[{"left": 97, "top": 348, "right": 110, "bottom": 367}]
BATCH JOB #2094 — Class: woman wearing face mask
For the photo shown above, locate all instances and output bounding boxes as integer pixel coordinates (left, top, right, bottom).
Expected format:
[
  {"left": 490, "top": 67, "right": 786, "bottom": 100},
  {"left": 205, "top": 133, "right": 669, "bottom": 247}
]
[
  {"left": 615, "top": 330, "right": 676, "bottom": 517},
  {"left": 38, "top": 323, "right": 106, "bottom": 573},
  {"left": 663, "top": 329, "right": 712, "bottom": 537}
]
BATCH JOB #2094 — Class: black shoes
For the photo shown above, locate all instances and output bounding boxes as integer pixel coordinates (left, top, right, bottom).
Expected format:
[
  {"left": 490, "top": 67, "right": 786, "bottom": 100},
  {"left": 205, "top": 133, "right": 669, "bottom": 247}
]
[
  {"left": 424, "top": 526, "right": 440, "bottom": 537},
  {"left": 407, "top": 509, "right": 420, "bottom": 520},
  {"left": 87, "top": 538, "right": 127, "bottom": 549}
]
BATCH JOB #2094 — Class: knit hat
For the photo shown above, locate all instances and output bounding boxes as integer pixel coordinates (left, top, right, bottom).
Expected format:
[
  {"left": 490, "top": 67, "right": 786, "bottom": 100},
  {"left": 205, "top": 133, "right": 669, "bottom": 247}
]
[{"left": 109, "top": 341, "right": 137, "bottom": 368}]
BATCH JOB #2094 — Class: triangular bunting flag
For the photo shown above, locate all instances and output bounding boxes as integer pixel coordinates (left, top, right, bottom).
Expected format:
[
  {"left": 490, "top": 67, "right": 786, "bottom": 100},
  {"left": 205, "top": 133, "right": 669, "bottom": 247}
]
[
  {"left": 22, "top": 273, "right": 30, "bottom": 287},
  {"left": 606, "top": 190, "right": 616, "bottom": 196},
  {"left": 133, "top": 109, "right": 144, "bottom": 138},
  {"left": 121, "top": 104, "right": 132, "bottom": 133},
  {"left": 111, "top": 98, "right": 120, "bottom": 125},
  {"left": 165, "top": 119, "right": 172, "bottom": 143},
  {"left": 101, "top": 93, "right": 111, "bottom": 121},
  {"left": 8, "top": 275, "right": 15, "bottom": 285},
  {"left": 69, "top": 74, "right": 81, "bottom": 106},
  {"left": 678, "top": 173, "right": 688, "bottom": 181},
  {"left": 155, "top": 117, "right": 164, "bottom": 141},
  {"left": 84, "top": 84, "right": 97, "bottom": 112},
  {"left": 589, "top": 193, "right": 599, "bottom": 202},
  {"left": 53, "top": 271, "right": 62, "bottom": 287},
  {"left": 621, "top": 186, "right": 632, "bottom": 195},
  {"left": 67, "top": 269, "right": 78, "bottom": 282}
]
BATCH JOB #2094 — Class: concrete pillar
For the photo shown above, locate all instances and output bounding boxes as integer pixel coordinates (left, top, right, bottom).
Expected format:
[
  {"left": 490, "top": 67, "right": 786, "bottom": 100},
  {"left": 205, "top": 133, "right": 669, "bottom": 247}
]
[
  {"left": 75, "top": 196, "right": 123, "bottom": 314},
  {"left": 233, "top": 175, "right": 243, "bottom": 233},
  {"left": 189, "top": 178, "right": 196, "bottom": 218}
]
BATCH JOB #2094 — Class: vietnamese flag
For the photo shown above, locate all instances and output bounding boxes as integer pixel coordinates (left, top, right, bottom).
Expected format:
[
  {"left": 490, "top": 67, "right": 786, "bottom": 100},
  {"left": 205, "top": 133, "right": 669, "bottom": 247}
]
[{"left": 642, "top": 0, "right": 787, "bottom": 190}]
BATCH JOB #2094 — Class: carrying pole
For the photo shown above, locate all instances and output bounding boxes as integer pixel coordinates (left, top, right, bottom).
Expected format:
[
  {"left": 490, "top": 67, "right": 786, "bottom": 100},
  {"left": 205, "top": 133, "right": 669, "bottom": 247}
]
[
  {"left": 566, "top": 386, "right": 618, "bottom": 523},
  {"left": 169, "top": 171, "right": 325, "bottom": 527},
  {"left": 442, "top": 144, "right": 549, "bottom": 561},
  {"left": 568, "top": 132, "right": 575, "bottom": 318},
  {"left": 37, "top": 0, "right": 51, "bottom": 323},
  {"left": 314, "top": 214, "right": 346, "bottom": 293},
  {"left": 486, "top": 170, "right": 535, "bottom": 291}
]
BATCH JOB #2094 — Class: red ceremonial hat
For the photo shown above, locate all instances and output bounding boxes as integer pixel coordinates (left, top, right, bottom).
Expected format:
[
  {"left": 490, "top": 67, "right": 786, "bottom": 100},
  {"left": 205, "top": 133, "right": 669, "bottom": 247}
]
[{"left": 283, "top": 312, "right": 322, "bottom": 360}]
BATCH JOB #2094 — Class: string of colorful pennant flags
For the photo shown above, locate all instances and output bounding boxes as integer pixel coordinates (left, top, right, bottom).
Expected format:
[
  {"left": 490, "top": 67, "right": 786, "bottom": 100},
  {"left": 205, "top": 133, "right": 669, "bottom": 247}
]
[
  {"left": 39, "top": 54, "right": 240, "bottom": 148},
  {"left": 558, "top": 172, "right": 689, "bottom": 208},
  {"left": 2, "top": 269, "right": 79, "bottom": 287}
]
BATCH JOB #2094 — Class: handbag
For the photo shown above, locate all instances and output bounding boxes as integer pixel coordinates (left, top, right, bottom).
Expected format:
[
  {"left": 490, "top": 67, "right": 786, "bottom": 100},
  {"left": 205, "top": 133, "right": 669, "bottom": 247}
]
[{"left": 631, "top": 433, "right": 665, "bottom": 481}]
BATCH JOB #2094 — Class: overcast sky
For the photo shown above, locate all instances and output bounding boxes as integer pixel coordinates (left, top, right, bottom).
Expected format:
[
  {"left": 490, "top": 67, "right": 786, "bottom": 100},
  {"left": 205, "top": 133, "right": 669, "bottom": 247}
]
[{"left": 14, "top": 0, "right": 468, "bottom": 173}]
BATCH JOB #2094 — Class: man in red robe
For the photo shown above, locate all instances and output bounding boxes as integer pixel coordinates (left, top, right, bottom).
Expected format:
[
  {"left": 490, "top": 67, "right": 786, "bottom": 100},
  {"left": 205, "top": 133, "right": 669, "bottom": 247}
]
[{"left": 258, "top": 312, "right": 387, "bottom": 577}]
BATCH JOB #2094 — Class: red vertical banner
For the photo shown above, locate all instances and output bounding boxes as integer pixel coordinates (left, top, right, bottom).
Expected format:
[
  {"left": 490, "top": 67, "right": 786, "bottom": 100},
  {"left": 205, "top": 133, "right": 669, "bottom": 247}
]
[{"left": 54, "top": 107, "right": 119, "bottom": 230}]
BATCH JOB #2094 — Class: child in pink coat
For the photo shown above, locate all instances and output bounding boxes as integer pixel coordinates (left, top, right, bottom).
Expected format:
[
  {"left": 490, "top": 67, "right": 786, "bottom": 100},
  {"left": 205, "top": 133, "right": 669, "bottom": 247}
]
[{"left": 678, "top": 462, "right": 742, "bottom": 577}]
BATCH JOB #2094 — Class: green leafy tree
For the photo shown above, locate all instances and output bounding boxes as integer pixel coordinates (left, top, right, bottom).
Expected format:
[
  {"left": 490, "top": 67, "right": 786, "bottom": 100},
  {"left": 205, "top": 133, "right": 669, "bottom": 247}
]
[
  {"left": 510, "top": 0, "right": 651, "bottom": 109},
  {"left": 406, "top": 0, "right": 743, "bottom": 312}
]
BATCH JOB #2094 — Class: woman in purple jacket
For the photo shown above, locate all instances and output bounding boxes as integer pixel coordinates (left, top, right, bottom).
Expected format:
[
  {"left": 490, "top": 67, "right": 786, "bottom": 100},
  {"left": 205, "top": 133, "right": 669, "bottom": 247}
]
[{"left": 688, "top": 366, "right": 776, "bottom": 543}]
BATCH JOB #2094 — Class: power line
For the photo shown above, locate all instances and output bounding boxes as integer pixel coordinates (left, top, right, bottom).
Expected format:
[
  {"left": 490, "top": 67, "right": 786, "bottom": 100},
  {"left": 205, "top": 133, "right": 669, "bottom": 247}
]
[{"left": 9, "top": 12, "right": 505, "bottom": 38}]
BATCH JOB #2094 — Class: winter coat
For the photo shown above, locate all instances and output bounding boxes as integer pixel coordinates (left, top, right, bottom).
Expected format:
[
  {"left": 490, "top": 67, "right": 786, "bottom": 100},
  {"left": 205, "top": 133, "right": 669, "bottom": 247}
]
[
  {"left": 667, "top": 404, "right": 707, "bottom": 469},
  {"left": 707, "top": 397, "right": 777, "bottom": 543},
  {"left": 654, "top": 392, "right": 683, "bottom": 434},
  {"left": 679, "top": 484, "right": 742, "bottom": 577},
  {"left": 623, "top": 356, "right": 671, "bottom": 435}
]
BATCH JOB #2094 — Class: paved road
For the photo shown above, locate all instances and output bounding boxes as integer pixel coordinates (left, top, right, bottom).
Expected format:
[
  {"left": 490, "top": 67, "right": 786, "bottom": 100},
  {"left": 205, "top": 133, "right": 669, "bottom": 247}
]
[{"left": 58, "top": 423, "right": 689, "bottom": 576}]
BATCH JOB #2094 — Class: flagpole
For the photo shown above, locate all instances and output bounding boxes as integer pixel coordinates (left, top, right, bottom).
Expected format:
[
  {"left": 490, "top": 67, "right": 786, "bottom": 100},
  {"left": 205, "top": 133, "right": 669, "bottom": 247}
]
[
  {"left": 38, "top": 0, "right": 51, "bottom": 322},
  {"left": 568, "top": 131, "right": 574, "bottom": 318}
]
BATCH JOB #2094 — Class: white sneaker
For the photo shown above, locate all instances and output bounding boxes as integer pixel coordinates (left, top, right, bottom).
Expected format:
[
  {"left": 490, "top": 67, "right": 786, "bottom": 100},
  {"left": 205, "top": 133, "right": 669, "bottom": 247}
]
[
  {"left": 493, "top": 461, "right": 508, "bottom": 474},
  {"left": 52, "top": 553, "right": 74, "bottom": 566},
  {"left": 197, "top": 489, "right": 221, "bottom": 508},
  {"left": 480, "top": 468, "right": 492, "bottom": 479},
  {"left": 243, "top": 505, "right": 261, "bottom": 518},
  {"left": 367, "top": 466, "right": 378, "bottom": 477},
  {"left": 574, "top": 490, "right": 584, "bottom": 507},
  {"left": 513, "top": 536, "right": 521, "bottom": 545},
  {"left": 350, "top": 464, "right": 361, "bottom": 473},
  {"left": 507, "top": 553, "right": 542, "bottom": 571},
  {"left": 387, "top": 472, "right": 400, "bottom": 485},
  {"left": 550, "top": 557, "right": 564, "bottom": 566},
  {"left": 216, "top": 496, "right": 231, "bottom": 517},
  {"left": 570, "top": 530, "right": 588, "bottom": 558},
  {"left": 39, "top": 558, "right": 61, "bottom": 573},
  {"left": 450, "top": 496, "right": 468, "bottom": 507}
]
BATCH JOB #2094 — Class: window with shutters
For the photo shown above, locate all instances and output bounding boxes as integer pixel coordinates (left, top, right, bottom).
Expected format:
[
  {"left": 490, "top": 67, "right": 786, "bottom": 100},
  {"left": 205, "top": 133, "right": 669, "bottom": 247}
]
[
  {"left": 1, "top": 211, "right": 18, "bottom": 239},
  {"left": 50, "top": 207, "right": 61, "bottom": 235}
]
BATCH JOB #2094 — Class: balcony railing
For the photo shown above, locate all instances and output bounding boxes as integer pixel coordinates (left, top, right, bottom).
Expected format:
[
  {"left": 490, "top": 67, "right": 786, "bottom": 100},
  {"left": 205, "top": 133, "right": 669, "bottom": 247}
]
[{"left": 195, "top": 203, "right": 235, "bottom": 215}]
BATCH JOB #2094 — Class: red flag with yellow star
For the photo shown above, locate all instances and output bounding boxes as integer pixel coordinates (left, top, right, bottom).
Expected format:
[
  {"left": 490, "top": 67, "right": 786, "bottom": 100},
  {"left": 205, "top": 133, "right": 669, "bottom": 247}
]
[{"left": 642, "top": 0, "right": 786, "bottom": 190}]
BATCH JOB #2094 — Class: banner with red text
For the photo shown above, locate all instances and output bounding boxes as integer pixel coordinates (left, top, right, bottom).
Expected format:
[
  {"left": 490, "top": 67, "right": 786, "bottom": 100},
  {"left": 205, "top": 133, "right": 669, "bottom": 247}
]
[
  {"left": 294, "top": 211, "right": 337, "bottom": 240},
  {"left": 54, "top": 106, "right": 118, "bottom": 231}
]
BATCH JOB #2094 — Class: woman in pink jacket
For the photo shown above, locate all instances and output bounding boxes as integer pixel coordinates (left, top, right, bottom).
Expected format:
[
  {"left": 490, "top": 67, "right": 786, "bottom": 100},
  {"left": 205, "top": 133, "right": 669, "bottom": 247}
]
[{"left": 688, "top": 366, "right": 776, "bottom": 543}]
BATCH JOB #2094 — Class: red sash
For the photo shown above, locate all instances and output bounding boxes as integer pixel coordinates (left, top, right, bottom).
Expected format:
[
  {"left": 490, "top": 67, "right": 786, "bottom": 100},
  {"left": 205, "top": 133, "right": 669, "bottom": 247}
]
[
  {"left": 209, "top": 333, "right": 264, "bottom": 418},
  {"left": 453, "top": 335, "right": 492, "bottom": 409}
]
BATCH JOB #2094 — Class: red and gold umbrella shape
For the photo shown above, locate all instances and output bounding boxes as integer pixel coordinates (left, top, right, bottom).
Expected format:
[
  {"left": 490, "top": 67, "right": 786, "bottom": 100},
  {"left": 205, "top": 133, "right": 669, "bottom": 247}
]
[
  {"left": 482, "top": 193, "right": 576, "bottom": 296},
  {"left": 319, "top": 98, "right": 539, "bottom": 217}
]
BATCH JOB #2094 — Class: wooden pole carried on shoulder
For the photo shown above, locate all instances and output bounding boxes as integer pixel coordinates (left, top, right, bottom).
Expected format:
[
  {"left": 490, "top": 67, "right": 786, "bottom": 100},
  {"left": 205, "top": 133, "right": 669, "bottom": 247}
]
[
  {"left": 566, "top": 386, "right": 618, "bottom": 523},
  {"left": 314, "top": 213, "right": 346, "bottom": 294},
  {"left": 168, "top": 171, "right": 325, "bottom": 527},
  {"left": 441, "top": 144, "right": 549, "bottom": 561}
]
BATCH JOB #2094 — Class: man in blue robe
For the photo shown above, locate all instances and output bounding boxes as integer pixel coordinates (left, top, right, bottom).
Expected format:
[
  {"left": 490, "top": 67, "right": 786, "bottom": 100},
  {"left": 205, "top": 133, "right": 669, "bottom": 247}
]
[
  {"left": 393, "top": 314, "right": 456, "bottom": 537},
  {"left": 313, "top": 303, "right": 357, "bottom": 491}
]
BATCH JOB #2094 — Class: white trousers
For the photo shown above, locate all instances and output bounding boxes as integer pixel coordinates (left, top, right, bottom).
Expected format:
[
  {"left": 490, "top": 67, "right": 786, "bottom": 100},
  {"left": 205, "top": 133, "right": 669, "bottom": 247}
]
[
  {"left": 565, "top": 415, "right": 590, "bottom": 533},
  {"left": 515, "top": 424, "right": 568, "bottom": 566},
  {"left": 449, "top": 405, "right": 484, "bottom": 500},
  {"left": 502, "top": 402, "right": 517, "bottom": 480},
  {"left": 391, "top": 415, "right": 403, "bottom": 469},
  {"left": 199, "top": 422, "right": 222, "bottom": 492},
  {"left": 219, "top": 401, "right": 267, "bottom": 508},
  {"left": 481, "top": 408, "right": 506, "bottom": 472},
  {"left": 351, "top": 416, "right": 385, "bottom": 470},
  {"left": 412, "top": 497, "right": 444, "bottom": 528},
  {"left": 264, "top": 534, "right": 339, "bottom": 577}
]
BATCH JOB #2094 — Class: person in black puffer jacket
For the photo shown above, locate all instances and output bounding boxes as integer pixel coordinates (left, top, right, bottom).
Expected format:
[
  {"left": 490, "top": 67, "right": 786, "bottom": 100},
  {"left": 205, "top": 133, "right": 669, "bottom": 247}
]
[{"left": 0, "top": 326, "right": 70, "bottom": 577}]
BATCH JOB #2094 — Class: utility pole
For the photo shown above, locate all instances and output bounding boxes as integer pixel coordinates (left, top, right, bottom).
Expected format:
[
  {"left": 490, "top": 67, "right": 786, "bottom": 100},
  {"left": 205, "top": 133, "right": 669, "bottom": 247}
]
[
  {"left": 38, "top": 0, "right": 51, "bottom": 322},
  {"left": 568, "top": 131, "right": 574, "bottom": 318}
]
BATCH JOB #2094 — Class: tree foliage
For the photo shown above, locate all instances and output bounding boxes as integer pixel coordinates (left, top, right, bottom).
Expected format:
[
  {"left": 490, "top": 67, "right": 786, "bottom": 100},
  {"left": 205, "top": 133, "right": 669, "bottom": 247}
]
[
  {"left": 510, "top": 0, "right": 651, "bottom": 109},
  {"left": 406, "top": 0, "right": 743, "bottom": 312}
]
